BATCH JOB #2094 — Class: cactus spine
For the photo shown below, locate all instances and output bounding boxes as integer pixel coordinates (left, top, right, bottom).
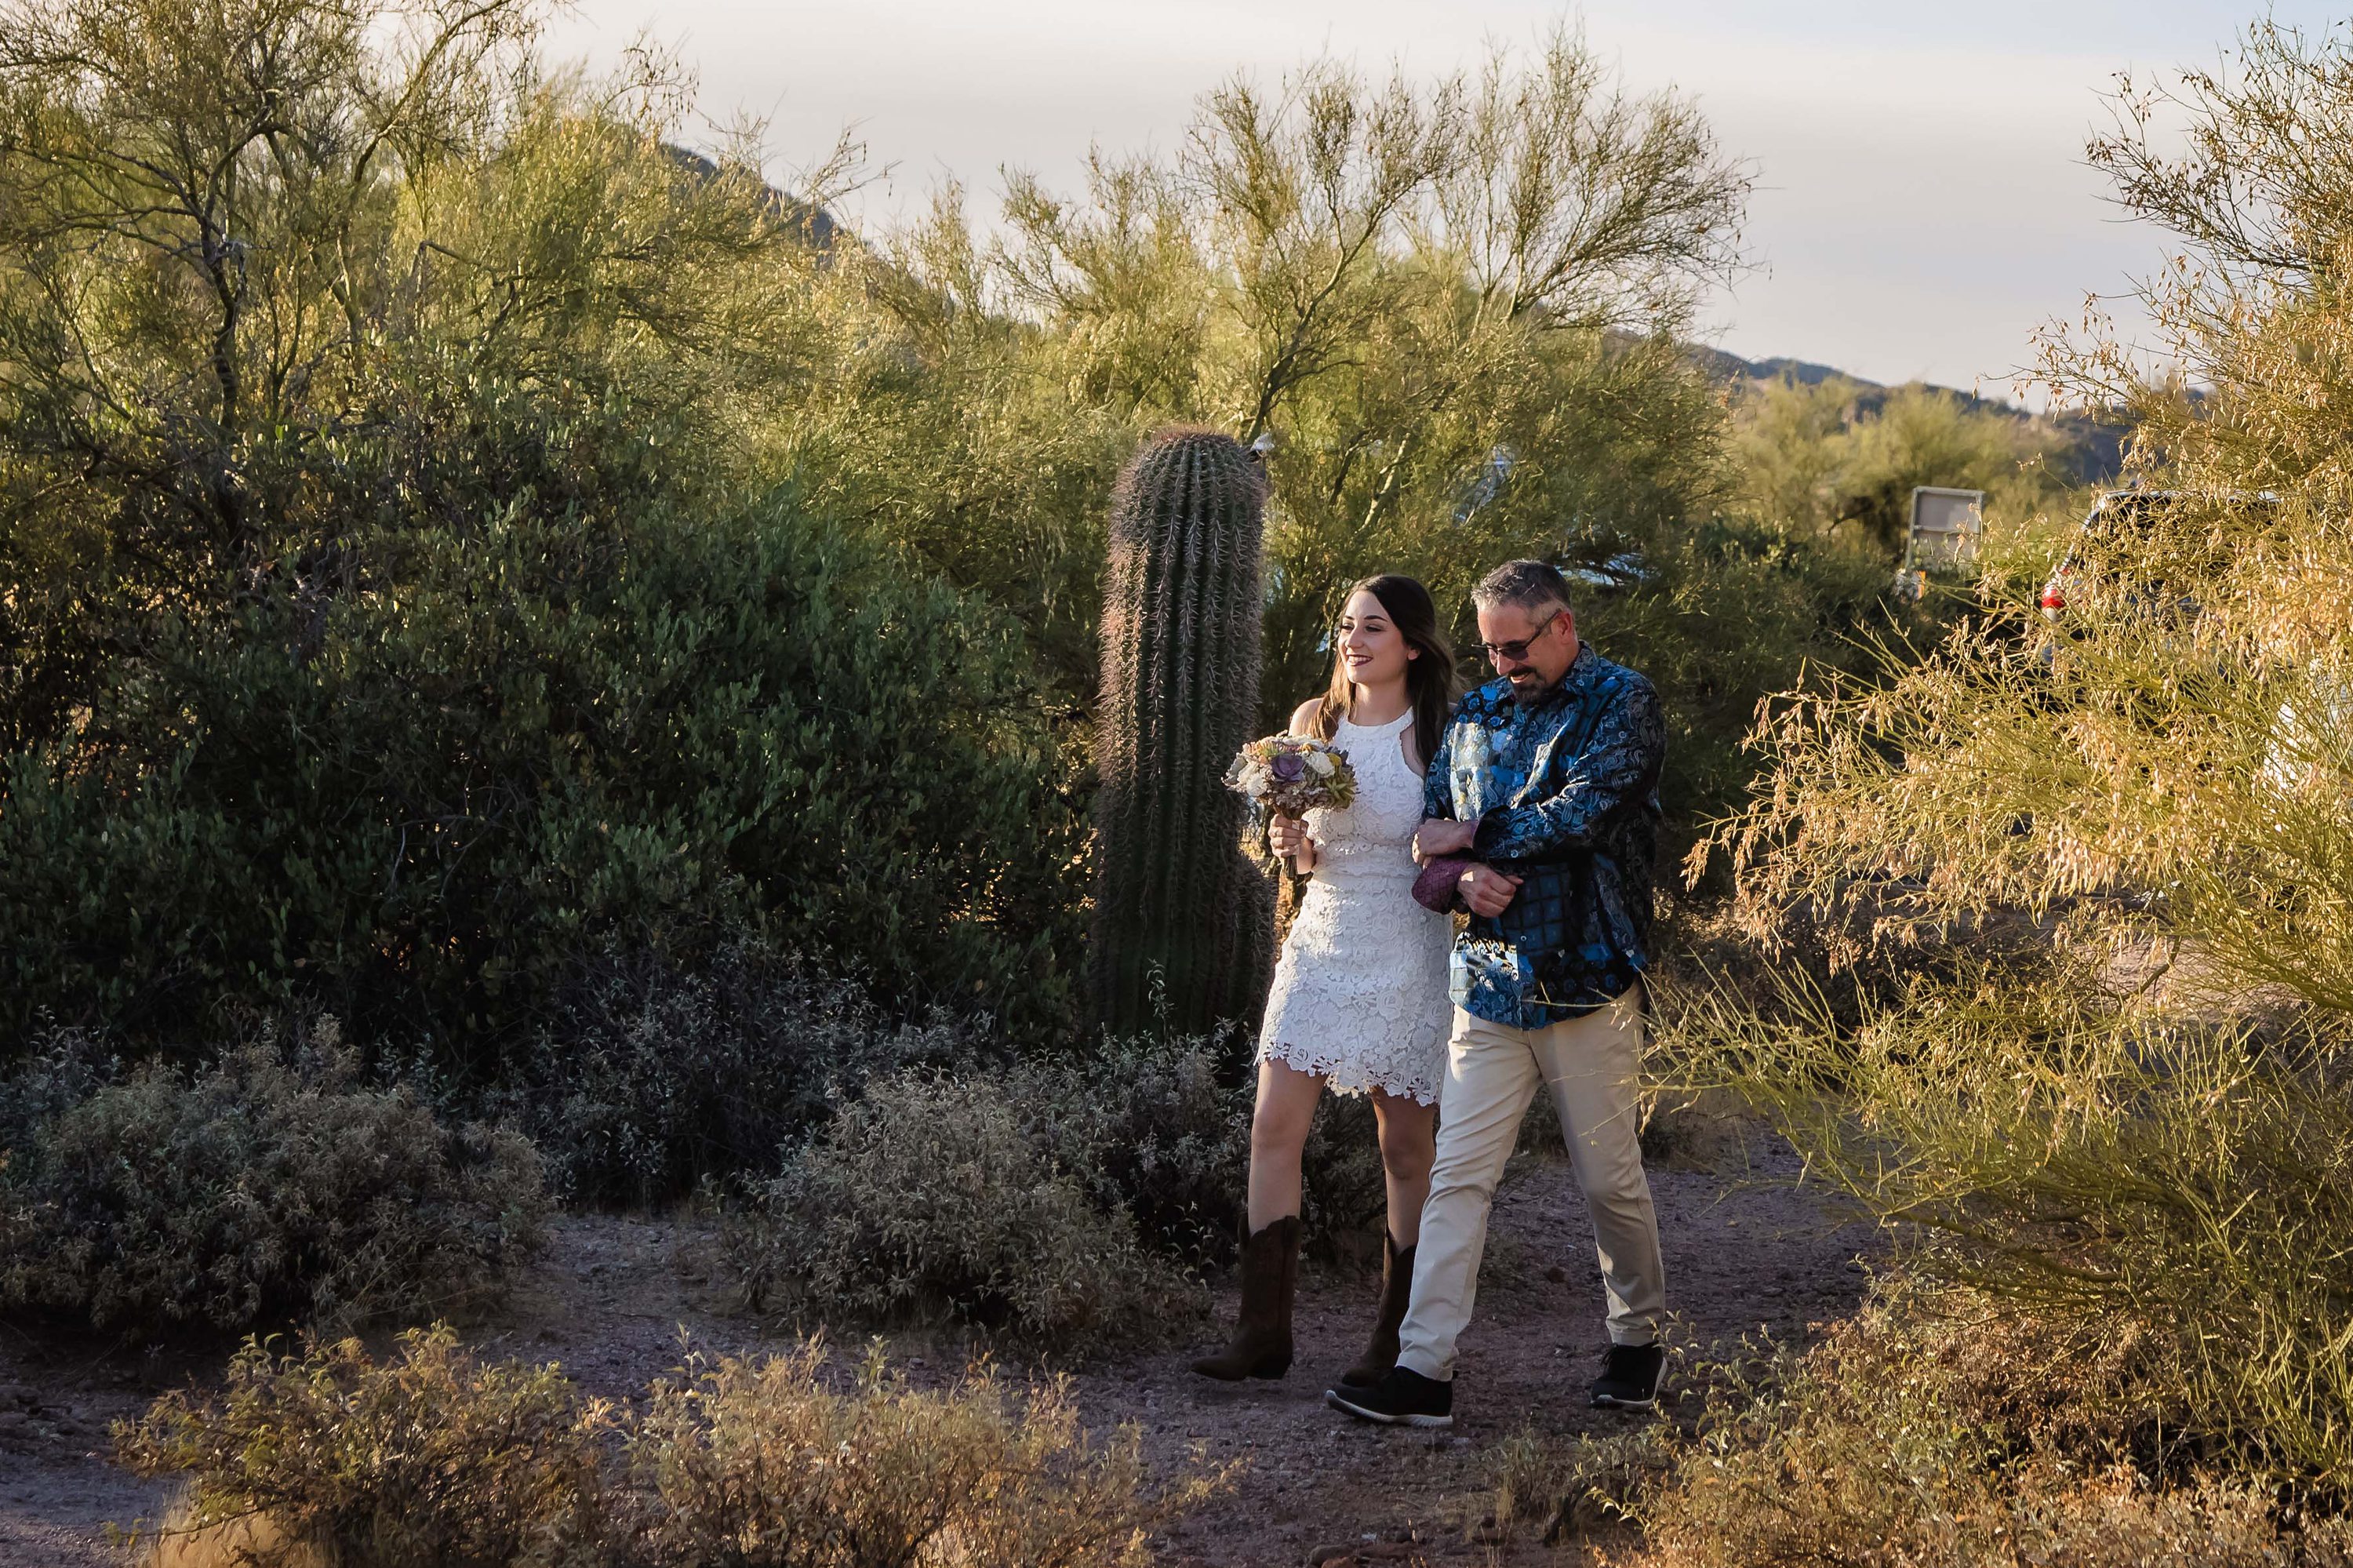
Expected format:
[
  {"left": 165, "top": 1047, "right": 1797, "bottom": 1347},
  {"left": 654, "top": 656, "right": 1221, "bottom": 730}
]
[{"left": 1092, "top": 427, "right": 1275, "bottom": 1038}]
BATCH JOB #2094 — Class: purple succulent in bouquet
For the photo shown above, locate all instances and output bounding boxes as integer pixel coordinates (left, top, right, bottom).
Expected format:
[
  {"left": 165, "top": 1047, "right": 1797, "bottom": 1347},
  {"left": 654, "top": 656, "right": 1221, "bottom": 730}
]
[{"left": 1225, "top": 733, "right": 1357, "bottom": 818}]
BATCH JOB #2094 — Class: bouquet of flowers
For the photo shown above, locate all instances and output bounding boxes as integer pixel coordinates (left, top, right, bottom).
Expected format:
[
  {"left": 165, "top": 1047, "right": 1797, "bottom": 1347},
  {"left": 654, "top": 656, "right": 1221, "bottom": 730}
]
[{"left": 1224, "top": 733, "right": 1357, "bottom": 817}]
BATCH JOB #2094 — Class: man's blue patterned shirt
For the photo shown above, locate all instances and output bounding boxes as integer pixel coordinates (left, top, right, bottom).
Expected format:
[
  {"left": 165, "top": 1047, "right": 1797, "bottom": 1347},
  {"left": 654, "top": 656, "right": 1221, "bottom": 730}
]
[{"left": 1424, "top": 645, "right": 1666, "bottom": 1028}]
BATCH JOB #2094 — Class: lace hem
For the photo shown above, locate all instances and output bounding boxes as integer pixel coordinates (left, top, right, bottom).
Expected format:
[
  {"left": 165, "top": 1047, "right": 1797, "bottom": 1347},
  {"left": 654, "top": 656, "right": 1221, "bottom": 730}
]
[{"left": 1257, "top": 1035, "right": 1444, "bottom": 1107}]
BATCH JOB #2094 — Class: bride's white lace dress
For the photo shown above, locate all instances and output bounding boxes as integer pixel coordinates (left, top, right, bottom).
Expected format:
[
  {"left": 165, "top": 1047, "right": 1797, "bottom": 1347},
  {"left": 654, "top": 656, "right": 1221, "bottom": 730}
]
[{"left": 1257, "top": 709, "right": 1453, "bottom": 1105}]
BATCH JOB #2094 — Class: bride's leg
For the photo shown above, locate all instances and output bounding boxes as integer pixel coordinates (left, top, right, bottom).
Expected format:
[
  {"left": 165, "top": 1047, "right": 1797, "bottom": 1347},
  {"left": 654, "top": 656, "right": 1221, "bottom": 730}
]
[
  {"left": 1371, "top": 1090, "right": 1438, "bottom": 1247},
  {"left": 1247, "top": 1058, "right": 1325, "bottom": 1230},
  {"left": 1193, "top": 1058, "right": 1322, "bottom": 1381}
]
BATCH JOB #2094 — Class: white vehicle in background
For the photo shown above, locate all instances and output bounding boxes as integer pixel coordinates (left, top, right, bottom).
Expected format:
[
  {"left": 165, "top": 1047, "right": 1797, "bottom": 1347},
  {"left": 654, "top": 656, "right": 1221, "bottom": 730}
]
[
  {"left": 2035, "top": 488, "right": 2337, "bottom": 804},
  {"left": 2262, "top": 673, "right": 2350, "bottom": 799},
  {"left": 2041, "top": 489, "right": 2170, "bottom": 621},
  {"left": 2038, "top": 488, "right": 2275, "bottom": 624}
]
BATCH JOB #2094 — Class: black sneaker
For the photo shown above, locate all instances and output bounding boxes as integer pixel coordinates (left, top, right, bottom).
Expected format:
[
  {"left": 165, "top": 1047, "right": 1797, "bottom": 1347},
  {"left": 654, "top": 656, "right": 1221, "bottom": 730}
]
[
  {"left": 1324, "top": 1366, "right": 1454, "bottom": 1428},
  {"left": 1590, "top": 1342, "right": 1665, "bottom": 1410}
]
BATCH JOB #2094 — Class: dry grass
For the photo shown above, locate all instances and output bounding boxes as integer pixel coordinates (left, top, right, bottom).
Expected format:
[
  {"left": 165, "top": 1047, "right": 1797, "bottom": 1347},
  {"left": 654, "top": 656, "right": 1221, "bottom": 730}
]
[
  {"left": 1664, "top": 959, "right": 2353, "bottom": 1487},
  {"left": 627, "top": 1343, "right": 1216, "bottom": 1568},
  {"left": 1489, "top": 1274, "right": 2353, "bottom": 1568},
  {"left": 117, "top": 1322, "right": 1216, "bottom": 1568},
  {"left": 142, "top": 1511, "right": 327, "bottom": 1568}
]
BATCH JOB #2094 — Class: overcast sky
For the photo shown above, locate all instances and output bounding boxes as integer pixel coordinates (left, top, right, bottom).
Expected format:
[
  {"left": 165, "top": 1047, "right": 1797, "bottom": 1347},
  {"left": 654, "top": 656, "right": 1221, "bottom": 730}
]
[{"left": 541, "top": 2, "right": 2341, "bottom": 403}]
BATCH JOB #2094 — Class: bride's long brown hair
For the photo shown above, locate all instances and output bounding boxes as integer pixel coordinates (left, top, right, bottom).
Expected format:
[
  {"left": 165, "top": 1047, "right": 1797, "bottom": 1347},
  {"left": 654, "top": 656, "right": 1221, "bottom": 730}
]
[{"left": 1311, "top": 574, "right": 1459, "bottom": 767}]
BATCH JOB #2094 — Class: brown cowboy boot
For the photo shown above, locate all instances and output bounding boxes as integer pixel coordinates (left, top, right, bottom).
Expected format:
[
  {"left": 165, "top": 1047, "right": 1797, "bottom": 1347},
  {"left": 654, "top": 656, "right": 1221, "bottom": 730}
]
[
  {"left": 1338, "top": 1232, "right": 1416, "bottom": 1388},
  {"left": 1190, "top": 1216, "right": 1302, "bottom": 1381}
]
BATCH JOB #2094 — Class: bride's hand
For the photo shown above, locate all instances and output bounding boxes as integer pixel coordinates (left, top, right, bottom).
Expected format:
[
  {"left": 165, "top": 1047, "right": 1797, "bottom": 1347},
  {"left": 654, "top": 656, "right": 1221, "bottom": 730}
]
[{"left": 1269, "top": 813, "right": 1315, "bottom": 871}]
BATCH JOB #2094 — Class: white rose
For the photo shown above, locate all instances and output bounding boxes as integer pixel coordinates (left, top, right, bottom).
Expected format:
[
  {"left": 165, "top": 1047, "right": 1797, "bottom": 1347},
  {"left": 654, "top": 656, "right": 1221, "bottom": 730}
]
[{"left": 1304, "top": 750, "right": 1335, "bottom": 777}]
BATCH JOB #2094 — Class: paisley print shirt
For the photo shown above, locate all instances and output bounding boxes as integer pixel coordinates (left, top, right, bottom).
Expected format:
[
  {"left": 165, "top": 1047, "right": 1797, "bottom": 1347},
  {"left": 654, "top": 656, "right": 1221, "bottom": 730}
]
[{"left": 1424, "top": 646, "right": 1666, "bottom": 1028}]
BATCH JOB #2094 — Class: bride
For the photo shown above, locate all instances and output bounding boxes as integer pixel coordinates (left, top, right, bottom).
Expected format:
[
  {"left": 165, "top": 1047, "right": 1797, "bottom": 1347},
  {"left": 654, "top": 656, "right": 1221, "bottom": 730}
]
[{"left": 1192, "top": 573, "right": 1457, "bottom": 1384}]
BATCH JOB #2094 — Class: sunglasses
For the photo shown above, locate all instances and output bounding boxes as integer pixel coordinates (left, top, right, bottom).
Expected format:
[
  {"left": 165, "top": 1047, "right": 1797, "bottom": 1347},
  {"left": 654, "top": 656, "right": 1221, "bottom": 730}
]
[{"left": 1478, "top": 611, "right": 1566, "bottom": 665}]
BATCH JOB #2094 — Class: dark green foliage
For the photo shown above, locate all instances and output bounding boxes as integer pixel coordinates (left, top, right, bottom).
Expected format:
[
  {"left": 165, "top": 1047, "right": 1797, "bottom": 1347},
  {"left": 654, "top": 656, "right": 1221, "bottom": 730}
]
[
  {"left": 1009, "top": 1034, "right": 1253, "bottom": 1271},
  {"left": 0, "top": 0, "right": 1096, "bottom": 1066},
  {"left": 0, "top": 391, "right": 1086, "bottom": 1053},
  {"left": 513, "top": 940, "right": 981, "bottom": 1206},
  {"left": 1577, "top": 516, "right": 1929, "bottom": 852},
  {"left": 0, "top": 1021, "right": 547, "bottom": 1334},
  {"left": 1013, "top": 1032, "right": 1385, "bottom": 1271},
  {"left": 1089, "top": 428, "right": 1275, "bottom": 1038}
]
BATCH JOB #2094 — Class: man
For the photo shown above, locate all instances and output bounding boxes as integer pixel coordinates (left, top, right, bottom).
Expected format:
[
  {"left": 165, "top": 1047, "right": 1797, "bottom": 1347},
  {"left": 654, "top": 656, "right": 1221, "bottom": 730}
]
[{"left": 1326, "top": 559, "right": 1669, "bottom": 1428}]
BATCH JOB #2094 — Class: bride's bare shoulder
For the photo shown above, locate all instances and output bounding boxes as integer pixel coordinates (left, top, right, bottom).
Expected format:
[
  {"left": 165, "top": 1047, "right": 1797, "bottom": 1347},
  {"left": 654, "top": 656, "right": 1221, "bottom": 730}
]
[{"left": 1288, "top": 697, "right": 1325, "bottom": 737}]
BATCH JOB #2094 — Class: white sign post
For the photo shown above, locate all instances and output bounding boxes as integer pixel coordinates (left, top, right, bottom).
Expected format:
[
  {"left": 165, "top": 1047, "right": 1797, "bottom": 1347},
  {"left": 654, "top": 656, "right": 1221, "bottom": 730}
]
[{"left": 1898, "top": 486, "right": 1986, "bottom": 597}]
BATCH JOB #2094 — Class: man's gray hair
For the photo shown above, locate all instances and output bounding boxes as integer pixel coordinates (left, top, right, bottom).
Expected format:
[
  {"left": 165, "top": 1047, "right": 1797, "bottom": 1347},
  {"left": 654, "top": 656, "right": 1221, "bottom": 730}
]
[{"left": 1471, "top": 559, "right": 1573, "bottom": 620}]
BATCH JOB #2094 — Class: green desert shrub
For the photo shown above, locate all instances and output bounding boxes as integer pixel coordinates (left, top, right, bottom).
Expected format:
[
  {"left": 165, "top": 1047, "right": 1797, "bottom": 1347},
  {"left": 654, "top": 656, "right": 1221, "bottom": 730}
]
[
  {"left": 0, "top": 0, "right": 1085, "bottom": 1061},
  {"left": 514, "top": 940, "right": 982, "bottom": 1206},
  {"left": 0, "top": 1022, "right": 547, "bottom": 1333},
  {"left": 722, "top": 1026, "right": 1392, "bottom": 1343},
  {"left": 1678, "top": 19, "right": 2353, "bottom": 1497},
  {"left": 0, "top": 464, "right": 1085, "bottom": 1055},
  {"left": 118, "top": 1325, "right": 1206, "bottom": 1568},
  {"left": 729, "top": 1070, "right": 1206, "bottom": 1351},
  {"left": 1009, "top": 1035, "right": 1253, "bottom": 1271},
  {"left": 1725, "top": 373, "right": 2080, "bottom": 556},
  {"left": 1671, "top": 964, "right": 2353, "bottom": 1482},
  {"left": 1009, "top": 1031, "right": 1386, "bottom": 1271},
  {"left": 0, "top": 0, "right": 826, "bottom": 760},
  {"left": 1576, "top": 513, "right": 1930, "bottom": 845}
]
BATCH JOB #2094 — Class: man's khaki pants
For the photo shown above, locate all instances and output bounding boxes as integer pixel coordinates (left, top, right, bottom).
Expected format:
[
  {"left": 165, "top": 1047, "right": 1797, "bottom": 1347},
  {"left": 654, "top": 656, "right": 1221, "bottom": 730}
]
[{"left": 1396, "top": 987, "right": 1664, "bottom": 1381}]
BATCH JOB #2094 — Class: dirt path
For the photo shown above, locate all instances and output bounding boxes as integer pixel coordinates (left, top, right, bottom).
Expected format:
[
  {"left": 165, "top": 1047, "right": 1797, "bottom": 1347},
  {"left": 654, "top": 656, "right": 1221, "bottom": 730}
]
[
  {"left": 0, "top": 1135, "right": 1875, "bottom": 1568},
  {"left": 1072, "top": 1135, "right": 1876, "bottom": 1566}
]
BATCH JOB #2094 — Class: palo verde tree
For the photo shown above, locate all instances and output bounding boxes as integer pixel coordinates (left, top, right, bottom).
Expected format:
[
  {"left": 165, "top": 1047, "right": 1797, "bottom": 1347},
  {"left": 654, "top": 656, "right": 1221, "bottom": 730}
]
[
  {"left": 856, "top": 24, "right": 1752, "bottom": 722},
  {"left": 0, "top": 0, "right": 1086, "bottom": 1052},
  {"left": 0, "top": 0, "right": 831, "bottom": 751},
  {"left": 1686, "top": 17, "right": 2353, "bottom": 1490}
]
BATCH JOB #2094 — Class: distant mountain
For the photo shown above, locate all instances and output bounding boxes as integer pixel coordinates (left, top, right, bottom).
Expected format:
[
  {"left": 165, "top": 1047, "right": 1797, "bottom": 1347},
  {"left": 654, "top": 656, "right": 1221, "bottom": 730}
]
[
  {"left": 1686, "top": 343, "right": 2128, "bottom": 488},
  {"left": 663, "top": 144, "right": 848, "bottom": 256},
  {"left": 1686, "top": 345, "right": 1857, "bottom": 389}
]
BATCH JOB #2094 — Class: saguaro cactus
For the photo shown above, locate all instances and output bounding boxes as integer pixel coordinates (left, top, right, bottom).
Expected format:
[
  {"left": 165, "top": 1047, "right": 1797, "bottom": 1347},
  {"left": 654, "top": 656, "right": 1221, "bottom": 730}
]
[{"left": 1092, "top": 427, "right": 1275, "bottom": 1038}]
